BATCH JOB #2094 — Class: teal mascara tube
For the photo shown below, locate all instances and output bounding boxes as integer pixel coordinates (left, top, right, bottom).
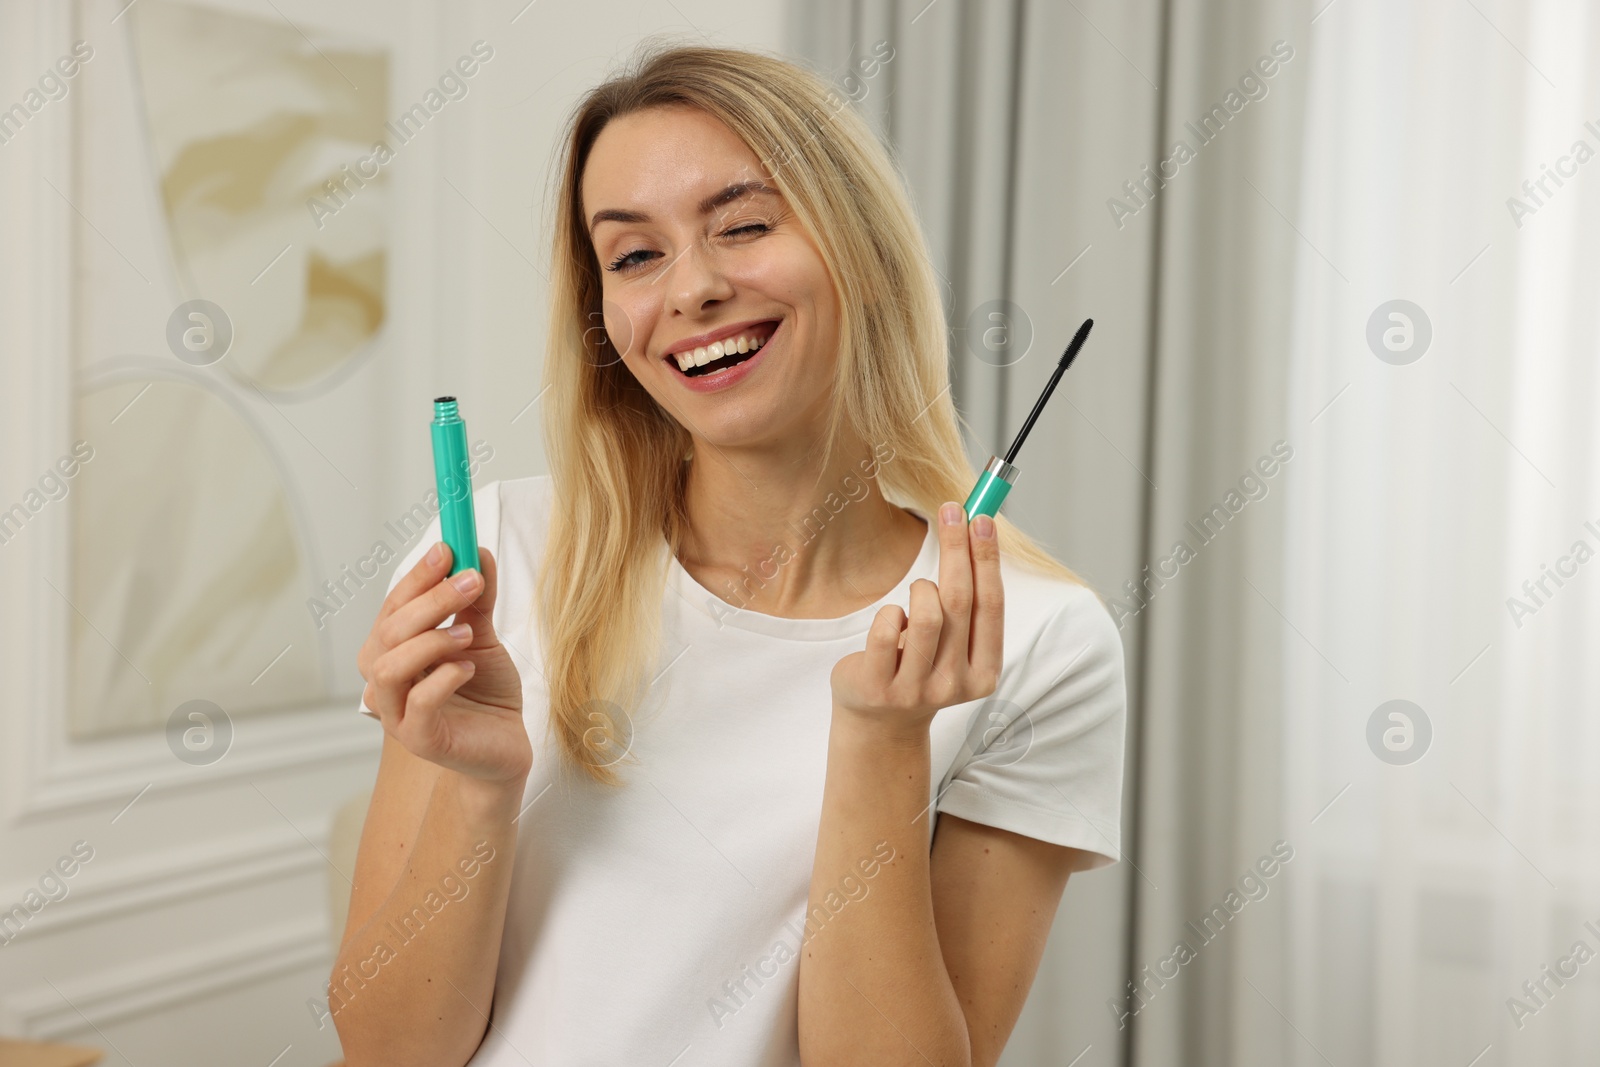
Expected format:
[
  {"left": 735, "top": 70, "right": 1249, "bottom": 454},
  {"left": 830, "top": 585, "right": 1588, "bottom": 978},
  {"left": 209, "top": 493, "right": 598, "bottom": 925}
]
[
  {"left": 962, "top": 318, "right": 1095, "bottom": 520},
  {"left": 430, "top": 396, "right": 480, "bottom": 576}
]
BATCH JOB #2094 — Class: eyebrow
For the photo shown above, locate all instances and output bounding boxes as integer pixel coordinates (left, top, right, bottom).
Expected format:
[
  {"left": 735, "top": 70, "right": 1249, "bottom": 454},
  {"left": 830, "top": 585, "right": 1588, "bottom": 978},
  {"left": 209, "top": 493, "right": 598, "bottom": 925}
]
[{"left": 588, "top": 180, "right": 778, "bottom": 232}]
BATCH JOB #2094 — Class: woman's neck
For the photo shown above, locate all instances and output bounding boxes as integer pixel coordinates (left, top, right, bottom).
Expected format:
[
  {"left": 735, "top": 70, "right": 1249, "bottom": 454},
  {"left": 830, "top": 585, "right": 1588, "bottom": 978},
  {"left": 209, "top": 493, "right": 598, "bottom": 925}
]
[{"left": 675, "top": 441, "right": 928, "bottom": 619}]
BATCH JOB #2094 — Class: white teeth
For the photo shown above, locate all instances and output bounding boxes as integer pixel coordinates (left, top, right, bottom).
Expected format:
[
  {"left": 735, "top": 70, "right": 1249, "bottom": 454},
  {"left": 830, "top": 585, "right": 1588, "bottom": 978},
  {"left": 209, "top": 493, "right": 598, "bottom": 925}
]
[{"left": 671, "top": 328, "right": 772, "bottom": 373}]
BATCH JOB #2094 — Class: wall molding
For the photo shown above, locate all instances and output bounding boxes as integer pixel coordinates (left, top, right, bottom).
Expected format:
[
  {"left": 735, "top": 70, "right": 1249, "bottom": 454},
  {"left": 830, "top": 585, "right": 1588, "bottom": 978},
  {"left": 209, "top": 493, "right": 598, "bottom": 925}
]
[
  {"left": 1, "top": 914, "right": 329, "bottom": 1039},
  {"left": 12, "top": 702, "right": 378, "bottom": 821},
  {"left": 0, "top": 814, "right": 338, "bottom": 943}
]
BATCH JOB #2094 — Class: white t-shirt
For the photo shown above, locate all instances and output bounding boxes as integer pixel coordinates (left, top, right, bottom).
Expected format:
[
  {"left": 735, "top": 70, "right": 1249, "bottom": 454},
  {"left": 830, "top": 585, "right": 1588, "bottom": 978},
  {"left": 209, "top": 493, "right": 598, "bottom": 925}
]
[{"left": 358, "top": 475, "right": 1126, "bottom": 1066}]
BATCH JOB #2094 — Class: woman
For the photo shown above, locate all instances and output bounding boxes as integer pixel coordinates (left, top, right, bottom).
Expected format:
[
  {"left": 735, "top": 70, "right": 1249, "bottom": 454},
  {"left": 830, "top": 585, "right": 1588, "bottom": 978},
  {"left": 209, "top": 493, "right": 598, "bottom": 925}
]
[{"left": 333, "top": 41, "right": 1126, "bottom": 1067}]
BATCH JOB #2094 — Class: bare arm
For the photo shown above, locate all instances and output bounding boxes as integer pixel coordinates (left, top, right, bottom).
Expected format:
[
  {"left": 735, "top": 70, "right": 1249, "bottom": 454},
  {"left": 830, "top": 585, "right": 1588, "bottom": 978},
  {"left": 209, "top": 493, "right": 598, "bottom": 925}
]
[
  {"left": 929, "top": 815, "right": 1094, "bottom": 1066},
  {"left": 331, "top": 543, "right": 532, "bottom": 1067},
  {"left": 799, "top": 714, "right": 971, "bottom": 1066},
  {"left": 799, "top": 504, "right": 1001, "bottom": 1065},
  {"left": 332, "top": 739, "right": 526, "bottom": 1066},
  {"left": 797, "top": 728, "right": 1091, "bottom": 1067},
  {"left": 798, "top": 506, "right": 1098, "bottom": 1065}
]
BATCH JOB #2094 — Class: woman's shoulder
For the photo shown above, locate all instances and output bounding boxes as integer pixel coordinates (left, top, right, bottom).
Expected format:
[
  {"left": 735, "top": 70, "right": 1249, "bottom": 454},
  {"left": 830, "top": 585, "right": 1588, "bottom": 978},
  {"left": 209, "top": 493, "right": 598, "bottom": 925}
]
[
  {"left": 477, "top": 475, "right": 557, "bottom": 572},
  {"left": 997, "top": 560, "right": 1124, "bottom": 677},
  {"left": 383, "top": 475, "right": 554, "bottom": 585},
  {"left": 487, "top": 473, "right": 556, "bottom": 514},
  {"left": 483, "top": 474, "right": 556, "bottom": 532}
]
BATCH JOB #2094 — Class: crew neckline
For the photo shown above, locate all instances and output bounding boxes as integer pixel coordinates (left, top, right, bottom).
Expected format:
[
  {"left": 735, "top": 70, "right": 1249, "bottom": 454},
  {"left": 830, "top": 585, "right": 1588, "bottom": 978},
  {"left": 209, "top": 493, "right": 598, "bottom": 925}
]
[{"left": 665, "top": 506, "right": 937, "bottom": 640}]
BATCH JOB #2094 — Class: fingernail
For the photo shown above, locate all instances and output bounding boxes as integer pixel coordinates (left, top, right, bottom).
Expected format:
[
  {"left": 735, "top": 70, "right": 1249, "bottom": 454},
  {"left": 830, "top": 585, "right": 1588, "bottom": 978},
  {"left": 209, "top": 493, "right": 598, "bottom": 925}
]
[
  {"left": 974, "top": 514, "right": 995, "bottom": 539},
  {"left": 451, "top": 569, "right": 482, "bottom": 594},
  {"left": 447, "top": 623, "right": 471, "bottom": 639},
  {"left": 940, "top": 502, "right": 962, "bottom": 526},
  {"left": 426, "top": 541, "right": 444, "bottom": 565}
]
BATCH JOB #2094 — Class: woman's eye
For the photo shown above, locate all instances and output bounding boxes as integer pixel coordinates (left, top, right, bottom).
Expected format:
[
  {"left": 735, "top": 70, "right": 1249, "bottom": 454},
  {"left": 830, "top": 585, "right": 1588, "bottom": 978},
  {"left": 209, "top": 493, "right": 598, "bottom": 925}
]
[
  {"left": 606, "top": 224, "right": 768, "bottom": 273},
  {"left": 606, "top": 248, "right": 658, "bottom": 273}
]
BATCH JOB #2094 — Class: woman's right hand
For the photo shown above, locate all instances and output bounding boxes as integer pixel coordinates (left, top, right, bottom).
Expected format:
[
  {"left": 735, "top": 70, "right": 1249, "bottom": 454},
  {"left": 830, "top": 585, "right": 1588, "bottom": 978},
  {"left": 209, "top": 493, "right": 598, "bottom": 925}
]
[{"left": 358, "top": 541, "right": 531, "bottom": 784}]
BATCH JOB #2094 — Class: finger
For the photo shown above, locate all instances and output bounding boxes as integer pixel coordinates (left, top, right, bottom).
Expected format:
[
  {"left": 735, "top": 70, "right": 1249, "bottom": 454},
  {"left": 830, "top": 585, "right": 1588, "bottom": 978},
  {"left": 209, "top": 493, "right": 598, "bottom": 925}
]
[
  {"left": 375, "top": 541, "right": 453, "bottom": 630},
  {"left": 932, "top": 502, "right": 974, "bottom": 676},
  {"left": 409, "top": 657, "right": 477, "bottom": 715},
  {"left": 400, "top": 659, "right": 477, "bottom": 739},
  {"left": 969, "top": 514, "right": 1004, "bottom": 691},
  {"left": 359, "top": 541, "right": 454, "bottom": 678},
  {"left": 864, "top": 604, "right": 907, "bottom": 684},
  {"left": 363, "top": 678, "right": 395, "bottom": 735},
  {"left": 899, "top": 578, "right": 944, "bottom": 686},
  {"left": 379, "top": 564, "right": 486, "bottom": 651},
  {"left": 366, "top": 625, "right": 472, "bottom": 723},
  {"left": 454, "top": 547, "right": 501, "bottom": 646}
]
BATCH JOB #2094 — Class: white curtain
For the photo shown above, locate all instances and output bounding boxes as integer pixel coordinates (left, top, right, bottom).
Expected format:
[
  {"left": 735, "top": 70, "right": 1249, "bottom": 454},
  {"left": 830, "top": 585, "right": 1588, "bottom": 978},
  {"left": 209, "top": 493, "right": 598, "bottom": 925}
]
[
  {"left": 1129, "top": 0, "right": 1600, "bottom": 1064},
  {"left": 1279, "top": 1, "right": 1600, "bottom": 1066}
]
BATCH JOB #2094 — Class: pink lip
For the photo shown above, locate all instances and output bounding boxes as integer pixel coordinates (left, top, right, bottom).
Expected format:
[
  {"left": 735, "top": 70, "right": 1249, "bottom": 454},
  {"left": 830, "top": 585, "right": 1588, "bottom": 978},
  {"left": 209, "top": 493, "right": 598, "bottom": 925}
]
[{"left": 667, "top": 319, "right": 781, "bottom": 394}]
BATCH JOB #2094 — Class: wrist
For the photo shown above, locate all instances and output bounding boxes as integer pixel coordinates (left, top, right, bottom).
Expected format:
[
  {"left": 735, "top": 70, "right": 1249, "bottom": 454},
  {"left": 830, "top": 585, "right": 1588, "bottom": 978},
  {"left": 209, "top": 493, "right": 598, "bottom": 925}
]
[
  {"left": 830, "top": 703, "right": 934, "bottom": 751},
  {"left": 446, "top": 770, "right": 529, "bottom": 828}
]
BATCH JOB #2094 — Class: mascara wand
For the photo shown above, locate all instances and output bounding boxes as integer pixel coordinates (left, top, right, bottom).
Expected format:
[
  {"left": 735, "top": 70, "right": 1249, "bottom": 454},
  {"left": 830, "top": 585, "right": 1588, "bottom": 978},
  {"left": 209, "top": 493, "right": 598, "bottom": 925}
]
[{"left": 961, "top": 317, "right": 1095, "bottom": 520}]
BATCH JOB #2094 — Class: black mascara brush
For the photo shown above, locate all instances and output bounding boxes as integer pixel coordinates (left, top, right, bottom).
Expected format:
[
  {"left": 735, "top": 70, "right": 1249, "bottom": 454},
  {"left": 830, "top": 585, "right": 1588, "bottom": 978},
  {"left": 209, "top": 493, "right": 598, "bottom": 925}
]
[{"left": 961, "top": 317, "right": 1094, "bottom": 519}]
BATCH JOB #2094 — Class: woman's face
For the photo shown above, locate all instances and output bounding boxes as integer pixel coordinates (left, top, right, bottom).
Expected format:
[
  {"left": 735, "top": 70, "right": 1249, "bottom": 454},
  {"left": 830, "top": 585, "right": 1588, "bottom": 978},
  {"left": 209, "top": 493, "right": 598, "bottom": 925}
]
[{"left": 581, "top": 105, "right": 842, "bottom": 451}]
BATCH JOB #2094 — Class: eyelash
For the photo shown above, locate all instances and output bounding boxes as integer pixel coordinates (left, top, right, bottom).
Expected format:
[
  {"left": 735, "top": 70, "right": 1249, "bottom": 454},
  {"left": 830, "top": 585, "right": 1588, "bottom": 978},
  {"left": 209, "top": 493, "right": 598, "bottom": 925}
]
[{"left": 605, "top": 222, "right": 771, "bottom": 274}]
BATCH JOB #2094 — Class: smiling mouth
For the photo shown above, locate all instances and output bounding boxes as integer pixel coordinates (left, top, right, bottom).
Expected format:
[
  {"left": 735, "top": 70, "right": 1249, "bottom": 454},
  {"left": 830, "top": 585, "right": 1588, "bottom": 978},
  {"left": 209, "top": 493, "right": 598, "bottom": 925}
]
[{"left": 665, "top": 320, "right": 781, "bottom": 377}]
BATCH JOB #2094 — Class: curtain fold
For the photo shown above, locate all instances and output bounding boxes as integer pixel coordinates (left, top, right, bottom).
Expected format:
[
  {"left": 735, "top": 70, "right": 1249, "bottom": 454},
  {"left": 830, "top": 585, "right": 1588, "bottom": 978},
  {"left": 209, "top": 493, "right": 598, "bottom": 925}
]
[{"left": 1125, "top": 3, "right": 1308, "bottom": 1065}]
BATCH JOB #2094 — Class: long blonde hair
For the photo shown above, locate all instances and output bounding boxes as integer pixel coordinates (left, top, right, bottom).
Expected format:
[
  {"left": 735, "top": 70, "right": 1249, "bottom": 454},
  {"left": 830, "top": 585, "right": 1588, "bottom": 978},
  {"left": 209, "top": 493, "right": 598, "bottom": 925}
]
[{"left": 536, "top": 39, "right": 1084, "bottom": 785}]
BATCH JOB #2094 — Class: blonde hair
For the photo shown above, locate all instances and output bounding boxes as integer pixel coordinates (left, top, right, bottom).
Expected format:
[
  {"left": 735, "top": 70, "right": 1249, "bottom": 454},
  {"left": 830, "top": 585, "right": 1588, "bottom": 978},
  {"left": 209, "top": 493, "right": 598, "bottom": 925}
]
[{"left": 536, "top": 39, "right": 1084, "bottom": 785}]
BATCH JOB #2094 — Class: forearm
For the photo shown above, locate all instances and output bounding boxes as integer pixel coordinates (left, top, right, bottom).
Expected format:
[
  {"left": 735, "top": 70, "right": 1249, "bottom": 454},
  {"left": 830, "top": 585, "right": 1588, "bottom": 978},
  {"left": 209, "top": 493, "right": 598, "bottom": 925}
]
[
  {"left": 332, "top": 771, "right": 524, "bottom": 1067},
  {"left": 797, "top": 707, "right": 970, "bottom": 1067}
]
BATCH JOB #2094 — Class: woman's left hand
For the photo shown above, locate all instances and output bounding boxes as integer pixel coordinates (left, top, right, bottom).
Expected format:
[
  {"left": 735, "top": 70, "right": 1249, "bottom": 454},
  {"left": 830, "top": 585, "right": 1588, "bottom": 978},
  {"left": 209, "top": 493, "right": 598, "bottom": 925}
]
[{"left": 829, "top": 502, "right": 1005, "bottom": 739}]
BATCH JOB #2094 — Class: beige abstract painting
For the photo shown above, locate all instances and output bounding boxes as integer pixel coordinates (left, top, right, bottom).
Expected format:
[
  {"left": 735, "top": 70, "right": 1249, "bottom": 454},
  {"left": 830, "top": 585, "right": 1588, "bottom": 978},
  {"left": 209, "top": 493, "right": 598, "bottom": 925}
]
[
  {"left": 69, "top": 380, "right": 324, "bottom": 736},
  {"left": 131, "top": 0, "right": 389, "bottom": 394},
  {"left": 67, "top": 0, "right": 390, "bottom": 738}
]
